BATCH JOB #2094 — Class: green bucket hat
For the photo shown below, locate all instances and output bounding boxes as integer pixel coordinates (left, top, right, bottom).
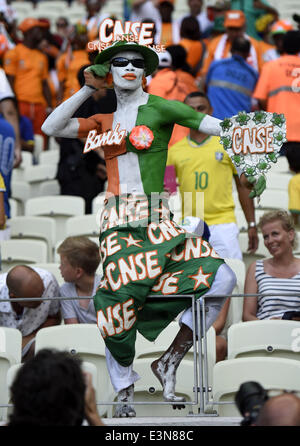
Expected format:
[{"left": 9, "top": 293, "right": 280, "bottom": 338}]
[{"left": 94, "top": 40, "right": 159, "bottom": 76}]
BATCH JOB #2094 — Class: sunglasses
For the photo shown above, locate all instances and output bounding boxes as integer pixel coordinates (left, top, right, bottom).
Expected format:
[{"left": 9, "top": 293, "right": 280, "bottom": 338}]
[{"left": 110, "top": 57, "right": 145, "bottom": 69}]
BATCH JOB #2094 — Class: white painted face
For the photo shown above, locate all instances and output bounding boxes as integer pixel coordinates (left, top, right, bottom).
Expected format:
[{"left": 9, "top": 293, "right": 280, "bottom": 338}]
[{"left": 110, "top": 50, "right": 145, "bottom": 90}]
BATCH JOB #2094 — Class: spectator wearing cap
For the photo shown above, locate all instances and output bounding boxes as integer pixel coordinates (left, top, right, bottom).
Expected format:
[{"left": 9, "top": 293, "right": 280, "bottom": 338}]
[
  {"left": 174, "top": 0, "right": 213, "bottom": 42},
  {"left": 230, "top": 0, "right": 278, "bottom": 40},
  {"left": 262, "top": 20, "right": 295, "bottom": 62},
  {"left": 56, "top": 24, "right": 90, "bottom": 103},
  {"left": 253, "top": 31, "right": 300, "bottom": 155},
  {"left": 198, "top": 10, "right": 262, "bottom": 89},
  {"left": 3, "top": 18, "right": 52, "bottom": 148},
  {"left": 255, "top": 13, "right": 277, "bottom": 63}
]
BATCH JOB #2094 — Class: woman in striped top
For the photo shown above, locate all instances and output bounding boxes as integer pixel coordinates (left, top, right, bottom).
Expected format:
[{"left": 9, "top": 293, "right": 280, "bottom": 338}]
[{"left": 243, "top": 210, "right": 300, "bottom": 321}]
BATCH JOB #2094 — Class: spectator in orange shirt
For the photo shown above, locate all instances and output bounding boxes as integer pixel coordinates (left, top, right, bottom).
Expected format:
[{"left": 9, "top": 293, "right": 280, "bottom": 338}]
[
  {"left": 179, "top": 15, "right": 206, "bottom": 76},
  {"left": 3, "top": 18, "right": 53, "bottom": 147},
  {"left": 198, "top": 10, "right": 262, "bottom": 89},
  {"left": 148, "top": 45, "right": 199, "bottom": 146},
  {"left": 79, "top": 0, "right": 109, "bottom": 41},
  {"left": 262, "top": 20, "right": 295, "bottom": 62},
  {"left": 156, "top": 0, "right": 176, "bottom": 47},
  {"left": 56, "top": 24, "right": 90, "bottom": 103},
  {"left": 253, "top": 30, "right": 300, "bottom": 155}
]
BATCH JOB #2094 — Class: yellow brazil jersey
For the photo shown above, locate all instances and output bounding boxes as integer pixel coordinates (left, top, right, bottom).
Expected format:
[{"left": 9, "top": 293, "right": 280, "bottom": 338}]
[
  {"left": 288, "top": 174, "right": 300, "bottom": 214},
  {"left": 167, "top": 136, "right": 237, "bottom": 225},
  {"left": 0, "top": 173, "right": 6, "bottom": 192},
  {"left": 0, "top": 172, "right": 6, "bottom": 229}
]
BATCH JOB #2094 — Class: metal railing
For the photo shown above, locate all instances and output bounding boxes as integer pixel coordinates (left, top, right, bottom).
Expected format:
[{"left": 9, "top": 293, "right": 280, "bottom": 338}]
[{"left": 1, "top": 292, "right": 300, "bottom": 417}]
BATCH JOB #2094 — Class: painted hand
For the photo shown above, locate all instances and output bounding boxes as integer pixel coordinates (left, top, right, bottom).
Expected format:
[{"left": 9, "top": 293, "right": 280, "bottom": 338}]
[
  {"left": 84, "top": 63, "right": 110, "bottom": 90},
  {"left": 248, "top": 175, "right": 266, "bottom": 198}
]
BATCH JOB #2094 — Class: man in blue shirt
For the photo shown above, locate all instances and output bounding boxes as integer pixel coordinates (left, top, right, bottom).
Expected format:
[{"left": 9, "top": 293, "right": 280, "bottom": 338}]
[
  {"left": 206, "top": 36, "right": 258, "bottom": 120},
  {"left": 0, "top": 116, "right": 16, "bottom": 220}
]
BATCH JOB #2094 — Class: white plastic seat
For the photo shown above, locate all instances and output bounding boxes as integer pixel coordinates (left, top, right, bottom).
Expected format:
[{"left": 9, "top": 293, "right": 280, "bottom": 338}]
[
  {"left": 221, "top": 258, "right": 246, "bottom": 338},
  {"left": 266, "top": 173, "right": 292, "bottom": 190},
  {"left": 0, "top": 239, "right": 48, "bottom": 272},
  {"left": 256, "top": 189, "right": 288, "bottom": 210},
  {"left": 212, "top": 357, "right": 300, "bottom": 416},
  {"left": 54, "top": 236, "right": 99, "bottom": 263},
  {"left": 227, "top": 320, "right": 300, "bottom": 361},
  {"left": 48, "top": 136, "right": 60, "bottom": 151},
  {"left": 8, "top": 198, "right": 18, "bottom": 219},
  {"left": 25, "top": 195, "right": 85, "bottom": 243},
  {"left": 11, "top": 180, "right": 31, "bottom": 214},
  {"left": 0, "top": 327, "right": 22, "bottom": 365},
  {"left": 34, "top": 324, "right": 114, "bottom": 417},
  {"left": 91, "top": 192, "right": 106, "bottom": 216},
  {"left": 65, "top": 214, "right": 100, "bottom": 238},
  {"left": 23, "top": 164, "right": 58, "bottom": 198},
  {"left": 39, "top": 149, "right": 60, "bottom": 165},
  {"left": 33, "top": 263, "right": 63, "bottom": 286},
  {"left": 35, "top": 0, "right": 67, "bottom": 12},
  {"left": 20, "top": 151, "right": 33, "bottom": 167},
  {"left": 9, "top": 216, "right": 56, "bottom": 262},
  {"left": 112, "top": 357, "right": 197, "bottom": 417},
  {"left": 38, "top": 180, "right": 60, "bottom": 197},
  {"left": 33, "top": 134, "right": 44, "bottom": 159},
  {"left": 235, "top": 209, "right": 265, "bottom": 232},
  {"left": 11, "top": 1, "right": 32, "bottom": 14},
  {"left": 268, "top": 156, "right": 289, "bottom": 174},
  {"left": 135, "top": 323, "right": 216, "bottom": 411},
  {"left": 0, "top": 328, "right": 22, "bottom": 421}
]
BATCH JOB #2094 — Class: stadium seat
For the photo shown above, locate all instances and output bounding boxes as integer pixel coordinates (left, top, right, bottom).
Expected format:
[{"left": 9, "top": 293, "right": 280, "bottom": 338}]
[
  {"left": 35, "top": 0, "right": 68, "bottom": 12},
  {"left": 48, "top": 136, "right": 60, "bottom": 151},
  {"left": 268, "top": 156, "right": 290, "bottom": 174},
  {"left": 0, "top": 239, "right": 48, "bottom": 272},
  {"left": 212, "top": 357, "right": 300, "bottom": 416},
  {"left": 266, "top": 173, "right": 292, "bottom": 190},
  {"left": 33, "top": 263, "right": 63, "bottom": 286},
  {"left": 53, "top": 236, "right": 100, "bottom": 263},
  {"left": 0, "top": 327, "right": 22, "bottom": 365},
  {"left": 65, "top": 214, "right": 100, "bottom": 238},
  {"left": 112, "top": 357, "right": 197, "bottom": 417},
  {"left": 227, "top": 320, "right": 300, "bottom": 361},
  {"left": 33, "top": 134, "right": 44, "bottom": 159},
  {"left": 23, "top": 164, "right": 58, "bottom": 198},
  {"left": 38, "top": 180, "right": 60, "bottom": 196},
  {"left": 91, "top": 192, "right": 106, "bottom": 215},
  {"left": 25, "top": 195, "right": 85, "bottom": 243},
  {"left": 38, "top": 149, "right": 59, "bottom": 165},
  {"left": 256, "top": 189, "right": 288, "bottom": 211},
  {"left": 8, "top": 198, "right": 18, "bottom": 219},
  {"left": 135, "top": 323, "right": 216, "bottom": 412},
  {"left": 11, "top": 180, "right": 31, "bottom": 214},
  {"left": 34, "top": 324, "right": 114, "bottom": 417},
  {"left": 234, "top": 209, "right": 265, "bottom": 232},
  {"left": 0, "top": 328, "right": 22, "bottom": 421},
  {"left": 220, "top": 258, "right": 246, "bottom": 338},
  {"left": 20, "top": 151, "right": 33, "bottom": 168},
  {"left": 9, "top": 216, "right": 56, "bottom": 262}
]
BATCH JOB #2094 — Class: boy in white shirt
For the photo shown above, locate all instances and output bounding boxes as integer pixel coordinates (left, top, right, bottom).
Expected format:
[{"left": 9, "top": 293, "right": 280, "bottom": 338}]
[{"left": 58, "top": 236, "right": 101, "bottom": 324}]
